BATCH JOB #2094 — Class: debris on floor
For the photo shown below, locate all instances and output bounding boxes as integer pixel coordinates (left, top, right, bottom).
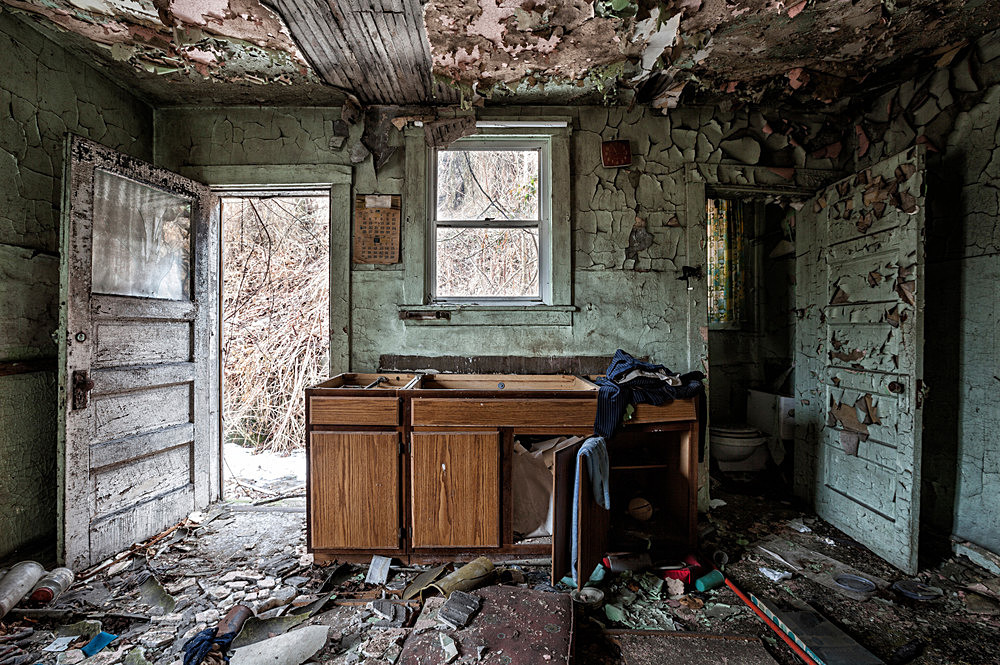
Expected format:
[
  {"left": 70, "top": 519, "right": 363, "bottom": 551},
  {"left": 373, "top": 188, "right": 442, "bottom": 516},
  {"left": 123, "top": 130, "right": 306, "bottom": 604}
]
[
  {"left": 2, "top": 484, "right": 999, "bottom": 665},
  {"left": 396, "top": 586, "right": 573, "bottom": 665}
]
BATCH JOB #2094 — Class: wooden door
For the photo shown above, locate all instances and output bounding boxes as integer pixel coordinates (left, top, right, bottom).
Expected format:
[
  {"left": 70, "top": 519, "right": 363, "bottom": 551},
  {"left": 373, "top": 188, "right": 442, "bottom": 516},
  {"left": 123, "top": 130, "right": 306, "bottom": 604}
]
[
  {"left": 58, "top": 136, "right": 219, "bottom": 569},
  {"left": 795, "top": 147, "right": 925, "bottom": 573},
  {"left": 309, "top": 432, "right": 401, "bottom": 550},
  {"left": 410, "top": 431, "right": 500, "bottom": 548}
]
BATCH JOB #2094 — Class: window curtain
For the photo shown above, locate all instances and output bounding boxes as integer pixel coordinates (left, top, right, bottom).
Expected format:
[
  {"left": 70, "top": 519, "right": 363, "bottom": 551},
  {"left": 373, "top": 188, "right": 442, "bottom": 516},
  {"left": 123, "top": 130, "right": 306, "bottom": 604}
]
[{"left": 707, "top": 199, "right": 748, "bottom": 325}]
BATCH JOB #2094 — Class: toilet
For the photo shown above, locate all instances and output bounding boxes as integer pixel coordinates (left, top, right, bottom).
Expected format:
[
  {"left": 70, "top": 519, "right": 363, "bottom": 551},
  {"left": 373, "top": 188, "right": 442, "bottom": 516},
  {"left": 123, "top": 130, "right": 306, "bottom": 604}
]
[{"left": 709, "top": 425, "right": 770, "bottom": 472}]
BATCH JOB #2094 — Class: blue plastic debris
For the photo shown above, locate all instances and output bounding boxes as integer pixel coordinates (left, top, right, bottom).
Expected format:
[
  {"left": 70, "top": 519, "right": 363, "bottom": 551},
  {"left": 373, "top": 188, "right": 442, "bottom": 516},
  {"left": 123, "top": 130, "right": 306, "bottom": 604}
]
[{"left": 81, "top": 632, "right": 117, "bottom": 657}]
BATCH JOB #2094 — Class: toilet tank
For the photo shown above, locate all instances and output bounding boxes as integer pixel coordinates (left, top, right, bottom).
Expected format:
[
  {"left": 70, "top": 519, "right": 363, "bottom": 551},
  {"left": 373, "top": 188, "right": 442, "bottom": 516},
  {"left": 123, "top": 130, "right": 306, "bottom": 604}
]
[{"left": 747, "top": 389, "right": 795, "bottom": 440}]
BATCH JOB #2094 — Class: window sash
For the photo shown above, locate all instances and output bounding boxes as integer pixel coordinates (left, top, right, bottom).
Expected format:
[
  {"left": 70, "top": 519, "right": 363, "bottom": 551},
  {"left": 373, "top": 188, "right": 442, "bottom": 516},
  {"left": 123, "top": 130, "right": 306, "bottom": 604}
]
[
  {"left": 429, "top": 136, "right": 551, "bottom": 303},
  {"left": 432, "top": 140, "right": 547, "bottom": 224}
]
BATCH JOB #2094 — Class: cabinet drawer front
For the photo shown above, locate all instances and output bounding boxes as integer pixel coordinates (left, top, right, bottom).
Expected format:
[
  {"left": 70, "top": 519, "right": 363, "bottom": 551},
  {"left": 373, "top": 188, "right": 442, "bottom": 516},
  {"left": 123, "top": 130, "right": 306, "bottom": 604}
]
[
  {"left": 309, "top": 432, "right": 400, "bottom": 550},
  {"left": 630, "top": 399, "right": 697, "bottom": 423},
  {"left": 310, "top": 397, "right": 399, "bottom": 426},
  {"left": 411, "top": 431, "right": 500, "bottom": 548},
  {"left": 411, "top": 398, "right": 595, "bottom": 428}
]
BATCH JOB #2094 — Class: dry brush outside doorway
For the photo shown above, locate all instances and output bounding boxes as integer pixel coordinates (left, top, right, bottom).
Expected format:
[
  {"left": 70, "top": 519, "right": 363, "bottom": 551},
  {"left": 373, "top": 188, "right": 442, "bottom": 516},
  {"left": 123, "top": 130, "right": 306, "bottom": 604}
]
[{"left": 221, "top": 193, "right": 330, "bottom": 455}]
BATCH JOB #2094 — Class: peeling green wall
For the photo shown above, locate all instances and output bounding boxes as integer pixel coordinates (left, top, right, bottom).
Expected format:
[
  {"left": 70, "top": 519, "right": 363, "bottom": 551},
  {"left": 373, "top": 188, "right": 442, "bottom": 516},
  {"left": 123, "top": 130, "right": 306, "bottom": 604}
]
[{"left": 0, "top": 10, "right": 153, "bottom": 558}]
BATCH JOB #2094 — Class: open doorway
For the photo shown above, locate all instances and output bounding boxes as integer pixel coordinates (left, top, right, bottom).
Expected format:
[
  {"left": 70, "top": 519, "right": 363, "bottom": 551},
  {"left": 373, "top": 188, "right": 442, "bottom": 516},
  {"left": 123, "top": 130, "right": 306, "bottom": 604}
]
[
  {"left": 219, "top": 192, "right": 330, "bottom": 501},
  {"left": 705, "top": 197, "right": 796, "bottom": 490}
]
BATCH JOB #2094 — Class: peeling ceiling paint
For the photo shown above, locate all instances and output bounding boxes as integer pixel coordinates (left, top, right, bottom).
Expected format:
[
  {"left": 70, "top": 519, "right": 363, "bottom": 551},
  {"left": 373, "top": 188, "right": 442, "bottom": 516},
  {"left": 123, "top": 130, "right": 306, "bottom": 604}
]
[
  {"left": 3, "top": 0, "right": 1000, "bottom": 109},
  {"left": 425, "top": 0, "right": 1000, "bottom": 108},
  {"left": 1, "top": 0, "right": 345, "bottom": 104}
]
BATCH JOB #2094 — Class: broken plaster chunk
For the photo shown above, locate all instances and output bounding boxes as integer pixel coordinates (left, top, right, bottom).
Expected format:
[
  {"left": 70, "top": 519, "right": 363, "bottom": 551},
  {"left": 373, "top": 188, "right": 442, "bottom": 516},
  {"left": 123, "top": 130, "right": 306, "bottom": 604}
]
[
  {"left": 437, "top": 590, "right": 481, "bottom": 629},
  {"left": 139, "top": 631, "right": 176, "bottom": 649},
  {"left": 56, "top": 650, "right": 86, "bottom": 665},
  {"left": 439, "top": 633, "right": 459, "bottom": 662},
  {"left": 230, "top": 625, "right": 330, "bottom": 665},
  {"left": 195, "top": 609, "right": 220, "bottom": 624}
]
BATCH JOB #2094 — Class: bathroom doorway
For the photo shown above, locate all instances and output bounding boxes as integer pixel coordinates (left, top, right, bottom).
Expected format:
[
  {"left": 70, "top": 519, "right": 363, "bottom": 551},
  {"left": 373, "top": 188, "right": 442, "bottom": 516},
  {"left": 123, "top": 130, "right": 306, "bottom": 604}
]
[{"left": 705, "top": 197, "right": 796, "bottom": 486}]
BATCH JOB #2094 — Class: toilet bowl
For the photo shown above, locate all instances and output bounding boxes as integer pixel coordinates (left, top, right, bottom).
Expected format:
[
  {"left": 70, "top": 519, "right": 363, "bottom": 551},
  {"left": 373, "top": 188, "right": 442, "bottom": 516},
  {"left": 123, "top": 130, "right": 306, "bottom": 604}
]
[{"left": 710, "top": 426, "right": 770, "bottom": 472}]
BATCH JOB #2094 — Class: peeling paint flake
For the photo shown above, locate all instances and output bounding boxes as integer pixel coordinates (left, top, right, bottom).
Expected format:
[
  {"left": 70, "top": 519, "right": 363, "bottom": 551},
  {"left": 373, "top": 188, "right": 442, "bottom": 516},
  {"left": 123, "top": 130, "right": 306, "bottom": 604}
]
[
  {"left": 169, "top": 0, "right": 230, "bottom": 26},
  {"left": 633, "top": 9, "right": 680, "bottom": 78}
]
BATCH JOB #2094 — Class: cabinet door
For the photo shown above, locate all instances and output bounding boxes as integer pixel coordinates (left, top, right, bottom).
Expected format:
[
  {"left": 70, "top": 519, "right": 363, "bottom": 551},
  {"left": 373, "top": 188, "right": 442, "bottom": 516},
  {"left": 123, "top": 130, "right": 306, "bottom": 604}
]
[
  {"left": 551, "top": 439, "right": 610, "bottom": 588},
  {"left": 411, "top": 431, "right": 500, "bottom": 548},
  {"left": 310, "top": 431, "right": 400, "bottom": 550}
]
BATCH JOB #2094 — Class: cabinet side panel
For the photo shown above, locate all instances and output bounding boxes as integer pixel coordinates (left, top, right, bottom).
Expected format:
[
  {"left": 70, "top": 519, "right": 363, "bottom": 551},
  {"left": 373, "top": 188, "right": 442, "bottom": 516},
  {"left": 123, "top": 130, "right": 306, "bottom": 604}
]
[
  {"left": 411, "top": 431, "right": 500, "bottom": 548},
  {"left": 310, "top": 432, "right": 400, "bottom": 549}
]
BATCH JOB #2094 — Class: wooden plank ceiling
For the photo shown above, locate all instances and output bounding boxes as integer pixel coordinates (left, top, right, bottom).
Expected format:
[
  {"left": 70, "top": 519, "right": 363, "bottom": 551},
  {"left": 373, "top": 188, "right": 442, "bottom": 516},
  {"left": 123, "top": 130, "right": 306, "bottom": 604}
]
[{"left": 263, "top": 0, "right": 459, "bottom": 105}]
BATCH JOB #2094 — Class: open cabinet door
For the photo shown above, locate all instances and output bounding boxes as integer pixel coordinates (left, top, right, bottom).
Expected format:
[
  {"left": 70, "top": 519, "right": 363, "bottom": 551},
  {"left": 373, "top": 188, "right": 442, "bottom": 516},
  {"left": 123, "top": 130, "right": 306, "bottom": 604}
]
[
  {"left": 552, "top": 440, "right": 610, "bottom": 588},
  {"left": 58, "top": 136, "right": 220, "bottom": 569},
  {"left": 795, "top": 146, "right": 925, "bottom": 573}
]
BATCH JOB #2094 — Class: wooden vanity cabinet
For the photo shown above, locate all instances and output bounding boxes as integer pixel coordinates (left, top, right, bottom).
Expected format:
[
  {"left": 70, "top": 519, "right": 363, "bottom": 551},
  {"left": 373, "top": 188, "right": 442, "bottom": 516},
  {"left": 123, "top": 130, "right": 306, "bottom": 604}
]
[
  {"left": 305, "top": 372, "right": 700, "bottom": 581},
  {"left": 305, "top": 373, "right": 417, "bottom": 554}
]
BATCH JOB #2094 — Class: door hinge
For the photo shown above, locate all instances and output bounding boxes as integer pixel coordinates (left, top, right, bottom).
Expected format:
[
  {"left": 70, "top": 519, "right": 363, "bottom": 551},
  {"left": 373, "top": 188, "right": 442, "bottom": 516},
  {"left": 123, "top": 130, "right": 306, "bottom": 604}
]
[
  {"left": 72, "top": 370, "right": 95, "bottom": 410},
  {"left": 398, "top": 526, "right": 407, "bottom": 540},
  {"left": 399, "top": 440, "right": 407, "bottom": 455},
  {"left": 916, "top": 379, "right": 929, "bottom": 409}
]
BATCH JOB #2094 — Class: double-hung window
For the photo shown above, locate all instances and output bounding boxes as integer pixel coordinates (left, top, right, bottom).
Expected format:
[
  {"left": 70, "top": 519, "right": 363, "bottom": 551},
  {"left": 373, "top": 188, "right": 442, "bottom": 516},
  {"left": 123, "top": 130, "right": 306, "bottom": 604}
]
[{"left": 429, "top": 136, "right": 551, "bottom": 303}]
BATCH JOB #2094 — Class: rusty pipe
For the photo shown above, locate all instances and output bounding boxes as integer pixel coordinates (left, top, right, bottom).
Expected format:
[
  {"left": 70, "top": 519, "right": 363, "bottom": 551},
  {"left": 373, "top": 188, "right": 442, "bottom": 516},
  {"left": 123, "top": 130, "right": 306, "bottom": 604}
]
[{"left": 216, "top": 604, "right": 253, "bottom": 637}]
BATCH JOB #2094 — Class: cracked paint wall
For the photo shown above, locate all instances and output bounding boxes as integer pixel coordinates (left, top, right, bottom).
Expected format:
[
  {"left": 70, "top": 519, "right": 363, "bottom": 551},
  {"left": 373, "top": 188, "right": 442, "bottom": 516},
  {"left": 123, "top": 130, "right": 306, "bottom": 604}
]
[
  {"left": 0, "top": 10, "right": 153, "bottom": 558},
  {"left": 156, "top": 101, "right": 839, "bottom": 510}
]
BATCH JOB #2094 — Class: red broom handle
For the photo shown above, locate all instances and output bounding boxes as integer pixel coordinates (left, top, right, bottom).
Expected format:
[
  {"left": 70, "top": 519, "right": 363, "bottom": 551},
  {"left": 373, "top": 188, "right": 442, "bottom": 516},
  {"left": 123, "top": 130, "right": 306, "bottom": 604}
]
[{"left": 724, "top": 577, "right": 821, "bottom": 665}]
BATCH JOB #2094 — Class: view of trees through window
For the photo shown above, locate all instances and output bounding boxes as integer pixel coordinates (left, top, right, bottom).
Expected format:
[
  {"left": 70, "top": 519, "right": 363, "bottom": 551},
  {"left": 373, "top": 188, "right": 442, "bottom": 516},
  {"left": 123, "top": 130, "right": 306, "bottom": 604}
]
[
  {"left": 222, "top": 195, "right": 329, "bottom": 453},
  {"left": 435, "top": 148, "right": 541, "bottom": 298}
]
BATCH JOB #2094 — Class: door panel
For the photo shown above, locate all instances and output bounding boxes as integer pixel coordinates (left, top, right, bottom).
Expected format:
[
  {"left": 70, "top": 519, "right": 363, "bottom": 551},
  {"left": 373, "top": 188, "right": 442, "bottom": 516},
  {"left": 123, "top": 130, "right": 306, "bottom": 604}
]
[
  {"left": 309, "top": 432, "right": 401, "bottom": 550},
  {"left": 91, "top": 168, "right": 193, "bottom": 300},
  {"left": 59, "top": 135, "right": 219, "bottom": 569},
  {"left": 93, "top": 319, "right": 193, "bottom": 366},
  {"left": 795, "top": 146, "right": 925, "bottom": 573},
  {"left": 411, "top": 431, "right": 500, "bottom": 548}
]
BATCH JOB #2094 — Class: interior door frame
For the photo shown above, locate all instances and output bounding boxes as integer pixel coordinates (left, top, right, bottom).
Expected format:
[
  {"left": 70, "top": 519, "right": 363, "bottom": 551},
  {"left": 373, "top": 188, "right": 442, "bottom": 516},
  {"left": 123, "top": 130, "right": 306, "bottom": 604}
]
[
  {"left": 683, "top": 166, "right": 840, "bottom": 511},
  {"left": 176, "top": 164, "right": 352, "bottom": 498}
]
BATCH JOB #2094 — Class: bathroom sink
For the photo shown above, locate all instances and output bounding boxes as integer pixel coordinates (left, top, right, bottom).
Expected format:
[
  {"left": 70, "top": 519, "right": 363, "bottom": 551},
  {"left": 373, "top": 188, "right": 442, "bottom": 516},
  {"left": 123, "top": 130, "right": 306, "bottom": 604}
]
[{"left": 417, "top": 374, "right": 597, "bottom": 392}]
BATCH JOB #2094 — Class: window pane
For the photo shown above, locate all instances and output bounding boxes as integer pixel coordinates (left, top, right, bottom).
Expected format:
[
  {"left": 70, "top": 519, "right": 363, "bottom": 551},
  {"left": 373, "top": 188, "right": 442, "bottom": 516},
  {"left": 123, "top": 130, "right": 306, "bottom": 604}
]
[
  {"left": 92, "top": 169, "right": 192, "bottom": 300},
  {"left": 436, "top": 149, "right": 539, "bottom": 221},
  {"left": 436, "top": 227, "right": 539, "bottom": 298}
]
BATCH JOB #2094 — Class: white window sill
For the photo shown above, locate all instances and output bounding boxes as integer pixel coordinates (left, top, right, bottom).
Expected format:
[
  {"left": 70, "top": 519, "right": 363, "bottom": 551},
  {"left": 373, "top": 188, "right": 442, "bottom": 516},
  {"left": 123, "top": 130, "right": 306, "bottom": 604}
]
[{"left": 398, "top": 304, "right": 575, "bottom": 326}]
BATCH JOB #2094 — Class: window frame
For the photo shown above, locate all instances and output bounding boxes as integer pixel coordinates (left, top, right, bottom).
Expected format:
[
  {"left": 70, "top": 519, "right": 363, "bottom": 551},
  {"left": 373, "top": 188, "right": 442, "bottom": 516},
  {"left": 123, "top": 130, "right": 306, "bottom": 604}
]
[
  {"left": 401, "top": 120, "right": 573, "bottom": 324},
  {"left": 427, "top": 135, "right": 552, "bottom": 304}
]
